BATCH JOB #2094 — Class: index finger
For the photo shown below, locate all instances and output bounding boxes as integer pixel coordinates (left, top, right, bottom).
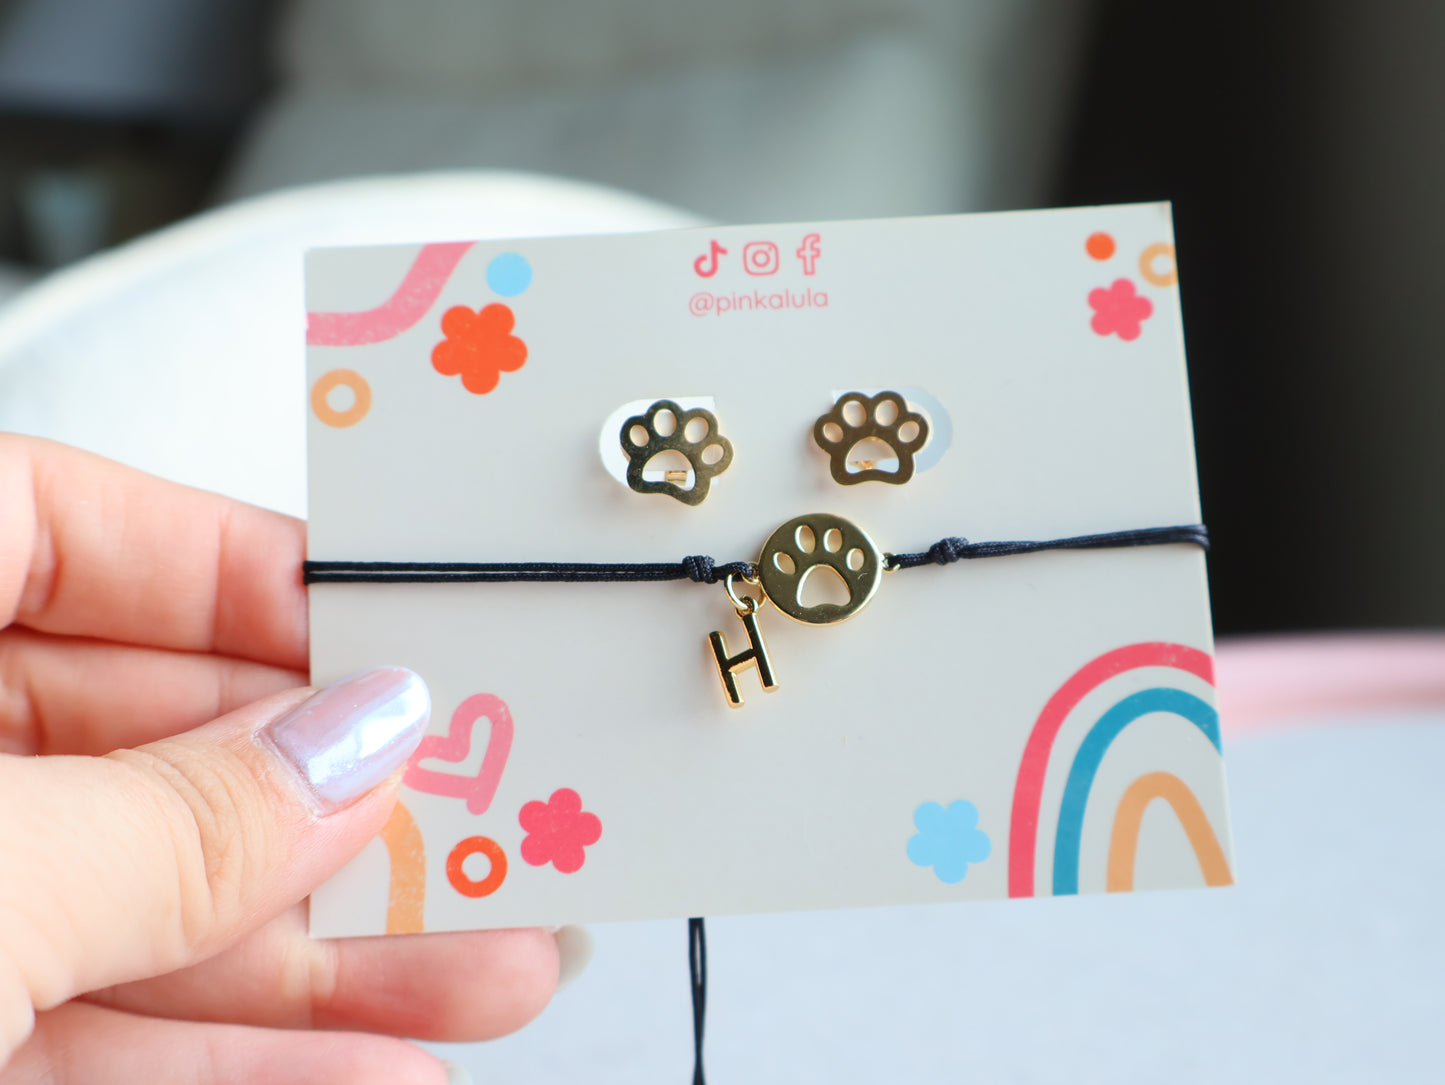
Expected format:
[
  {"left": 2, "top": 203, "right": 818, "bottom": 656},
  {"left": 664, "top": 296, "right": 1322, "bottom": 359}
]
[{"left": 0, "top": 434, "right": 307, "bottom": 669}]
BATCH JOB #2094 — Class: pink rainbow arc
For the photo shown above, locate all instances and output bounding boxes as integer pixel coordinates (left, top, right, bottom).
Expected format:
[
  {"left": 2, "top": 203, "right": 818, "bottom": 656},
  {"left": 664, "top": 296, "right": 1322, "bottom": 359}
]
[
  {"left": 1007, "top": 641, "right": 1215, "bottom": 898},
  {"left": 307, "top": 241, "right": 474, "bottom": 346}
]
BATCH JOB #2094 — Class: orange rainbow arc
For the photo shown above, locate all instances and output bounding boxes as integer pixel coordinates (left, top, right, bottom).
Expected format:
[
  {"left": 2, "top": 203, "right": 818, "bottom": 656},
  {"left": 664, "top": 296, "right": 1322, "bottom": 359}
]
[
  {"left": 1106, "top": 772, "right": 1232, "bottom": 892},
  {"left": 379, "top": 801, "right": 427, "bottom": 934}
]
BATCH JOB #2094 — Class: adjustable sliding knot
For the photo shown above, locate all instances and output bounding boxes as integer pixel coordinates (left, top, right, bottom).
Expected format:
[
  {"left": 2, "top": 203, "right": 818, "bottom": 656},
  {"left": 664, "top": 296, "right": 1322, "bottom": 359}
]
[
  {"left": 927, "top": 537, "right": 970, "bottom": 566},
  {"left": 682, "top": 555, "right": 716, "bottom": 583},
  {"left": 682, "top": 556, "right": 756, "bottom": 584},
  {"left": 883, "top": 536, "right": 970, "bottom": 571}
]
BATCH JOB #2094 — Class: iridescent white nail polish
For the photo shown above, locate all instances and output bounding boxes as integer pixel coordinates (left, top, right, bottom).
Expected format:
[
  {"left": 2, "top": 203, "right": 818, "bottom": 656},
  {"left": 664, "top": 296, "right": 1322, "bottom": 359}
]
[
  {"left": 555, "top": 924, "right": 594, "bottom": 990},
  {"left": 263, "top": 667, "right": 430, "bottom": 813}
]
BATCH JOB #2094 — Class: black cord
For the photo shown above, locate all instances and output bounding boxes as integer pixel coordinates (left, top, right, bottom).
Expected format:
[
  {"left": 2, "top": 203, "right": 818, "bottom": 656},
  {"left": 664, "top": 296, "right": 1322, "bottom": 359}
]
[
  {"left": 302, "top": 524, "right": 1207, "bottom": 585},
  {"left": 301, "top": 556, "right": 757, "bottom": 584},
  {"left": 881, "top": 523, "right": 1210, "bottom": 570},
  {"left": 689, "top": 917, "right": 707, "bottom": 1085}
]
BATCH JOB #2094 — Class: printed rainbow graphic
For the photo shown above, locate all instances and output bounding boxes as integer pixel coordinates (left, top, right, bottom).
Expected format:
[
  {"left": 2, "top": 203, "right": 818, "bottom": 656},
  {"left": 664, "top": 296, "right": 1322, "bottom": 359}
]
[
  {"left": 380, "top": 801, "right": 427, "bottom": 933},
  {"left": 1008, "top": 641, "right": 1232, "bottom": 897}
]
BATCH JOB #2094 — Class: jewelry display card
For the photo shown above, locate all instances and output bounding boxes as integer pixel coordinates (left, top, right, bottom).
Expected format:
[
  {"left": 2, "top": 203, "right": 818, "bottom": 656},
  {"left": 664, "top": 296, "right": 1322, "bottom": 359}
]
[{"left": 303, "top": 203, "right": 1231, "bottom": 937}]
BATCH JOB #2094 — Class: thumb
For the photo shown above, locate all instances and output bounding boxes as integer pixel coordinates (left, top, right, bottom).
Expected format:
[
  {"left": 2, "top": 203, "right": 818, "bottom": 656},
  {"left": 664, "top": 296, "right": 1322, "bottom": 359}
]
[{"left": 0, "top": 666, "right": 429, "bottom": 1058}]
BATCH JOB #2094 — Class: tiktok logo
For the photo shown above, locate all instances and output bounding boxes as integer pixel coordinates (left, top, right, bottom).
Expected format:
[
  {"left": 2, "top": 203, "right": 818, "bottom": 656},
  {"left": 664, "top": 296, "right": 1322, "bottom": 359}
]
[
  {"left": 692, "top": 234, "right": 823, "bottom": 277},
  {"left": 795, "top": 233, "right": 821, "bottom": 275},
  {"left": 693, "top": 239, "right": 727, "bottom": 278}
]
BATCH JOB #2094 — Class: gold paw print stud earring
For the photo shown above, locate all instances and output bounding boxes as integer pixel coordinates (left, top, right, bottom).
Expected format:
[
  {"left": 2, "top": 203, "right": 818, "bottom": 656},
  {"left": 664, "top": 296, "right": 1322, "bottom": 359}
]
[
  {"left": 621, "top": 400, "right": 734, "bottom": 506},
  {"left": 813, "top": 391, "right": 929, "bottom": 485}
]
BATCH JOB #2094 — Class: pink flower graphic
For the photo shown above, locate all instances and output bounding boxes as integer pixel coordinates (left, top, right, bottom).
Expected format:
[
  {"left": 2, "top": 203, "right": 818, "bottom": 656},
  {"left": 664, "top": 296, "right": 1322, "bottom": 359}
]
[
  {"left": 519, "top": 788, "right": 602, "bottom": 874},
  {"left": 1088, "top": 278, "right": 1153, "bottom": 341}
]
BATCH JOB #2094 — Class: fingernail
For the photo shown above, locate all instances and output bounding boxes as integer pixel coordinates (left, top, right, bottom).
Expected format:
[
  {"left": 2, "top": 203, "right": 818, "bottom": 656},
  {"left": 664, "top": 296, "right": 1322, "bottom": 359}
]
[
  {"left": 555, "top": 924, "right": 594, "bottom": 990},
  {"left": 440, "top": 1059, "right": 474, "bottom": 1085},
  {"left": 263, "top": 667, "right": 430, "bottom": 813}
]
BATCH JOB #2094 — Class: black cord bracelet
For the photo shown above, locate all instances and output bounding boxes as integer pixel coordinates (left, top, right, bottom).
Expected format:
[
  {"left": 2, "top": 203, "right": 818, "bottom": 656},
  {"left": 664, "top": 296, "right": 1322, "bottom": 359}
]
[
  {"left": 302, "top": 524, "right": 1208, "bottom": 586},
  {"left": 303, "top": 517, "right": 1207, "bottom": 711}
]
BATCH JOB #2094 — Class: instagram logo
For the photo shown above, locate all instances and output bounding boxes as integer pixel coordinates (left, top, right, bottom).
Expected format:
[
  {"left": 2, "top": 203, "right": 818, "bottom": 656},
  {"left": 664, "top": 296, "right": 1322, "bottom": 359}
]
[{"left": 742, "top": 241, "right": 780, "bottom": 276}]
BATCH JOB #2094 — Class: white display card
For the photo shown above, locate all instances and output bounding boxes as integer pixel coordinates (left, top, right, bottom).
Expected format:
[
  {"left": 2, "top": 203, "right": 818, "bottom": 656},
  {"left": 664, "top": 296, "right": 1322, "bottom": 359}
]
[{"left": 303, "top": 203, "right": 1231, "bottom": 937}]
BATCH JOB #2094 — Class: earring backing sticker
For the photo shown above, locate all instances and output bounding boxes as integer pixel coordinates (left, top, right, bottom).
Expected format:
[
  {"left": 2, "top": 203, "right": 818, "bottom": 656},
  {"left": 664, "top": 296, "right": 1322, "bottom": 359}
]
[{"left": 834, "top": 386, "right": 952, "bottom": 475}]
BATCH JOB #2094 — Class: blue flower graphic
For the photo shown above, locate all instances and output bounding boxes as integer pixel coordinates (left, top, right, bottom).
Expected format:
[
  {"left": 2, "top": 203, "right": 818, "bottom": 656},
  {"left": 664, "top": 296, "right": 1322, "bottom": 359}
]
[{"left": 908, "top": 800, "right": 992, "bottom": 884}]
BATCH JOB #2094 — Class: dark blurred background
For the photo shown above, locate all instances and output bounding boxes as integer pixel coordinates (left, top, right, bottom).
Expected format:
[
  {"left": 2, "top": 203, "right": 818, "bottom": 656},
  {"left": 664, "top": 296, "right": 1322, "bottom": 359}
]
[{"left": 0, "top": 0, "right": 1440, "bottom": 636}]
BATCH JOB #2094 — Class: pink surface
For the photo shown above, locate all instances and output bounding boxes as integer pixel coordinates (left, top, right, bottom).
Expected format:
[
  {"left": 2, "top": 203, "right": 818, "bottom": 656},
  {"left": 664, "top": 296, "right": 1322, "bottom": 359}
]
[
  {"left": 1215, "top": 632, "right": 1445, "bottom": 736},
  {"left": 306, "top": 241, "right": 474, "bottom": 346}
]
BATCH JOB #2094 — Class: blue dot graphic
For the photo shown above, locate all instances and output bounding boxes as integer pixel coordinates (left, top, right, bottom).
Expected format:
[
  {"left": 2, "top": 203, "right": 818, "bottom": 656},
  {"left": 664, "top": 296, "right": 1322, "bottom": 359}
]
[{"left": 486, "top": 252, "right": 533, "bottom": 297}]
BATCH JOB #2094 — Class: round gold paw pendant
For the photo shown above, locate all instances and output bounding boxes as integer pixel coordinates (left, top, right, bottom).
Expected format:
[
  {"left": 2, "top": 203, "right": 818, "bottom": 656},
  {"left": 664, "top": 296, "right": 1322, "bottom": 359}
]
[{"left": 756, "top": 513, "right": 883, "bottom": 624}]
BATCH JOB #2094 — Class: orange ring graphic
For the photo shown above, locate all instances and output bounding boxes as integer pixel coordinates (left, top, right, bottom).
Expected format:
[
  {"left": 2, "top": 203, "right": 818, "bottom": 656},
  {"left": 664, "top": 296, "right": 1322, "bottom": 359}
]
[
  {"left": 1106, "top": 772, "right": 1232, "bottom": 891},
  {"left": 380, "top": 801, "right": 426, "bottom": 934},
  {"left": 311, "top": 368, "right": 373, "bottom": 427},
  {"left": 1138, "top": 242, "right": 1178, "bottom": 287},
  {"left": 446, "top": 836, "right": 508, "bottom": 898}
]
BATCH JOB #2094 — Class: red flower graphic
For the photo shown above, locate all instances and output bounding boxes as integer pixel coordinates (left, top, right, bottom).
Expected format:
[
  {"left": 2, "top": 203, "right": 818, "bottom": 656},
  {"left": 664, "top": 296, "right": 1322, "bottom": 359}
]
[
  {"left": 519, "top": 788, "right": 602, "bottom": 874},
  {"left": 1088, "top": 278, "right": 1153, "bottom": 341},
  {"left": 432, "top": 302, "right": 527, "bottom": 394}
]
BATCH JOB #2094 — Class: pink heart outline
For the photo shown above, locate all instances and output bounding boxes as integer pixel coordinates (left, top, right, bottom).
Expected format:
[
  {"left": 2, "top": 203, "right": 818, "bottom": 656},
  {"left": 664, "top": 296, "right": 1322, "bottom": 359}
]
[{"left": 403, "top": 693, "right": 514, "bottom": 815}]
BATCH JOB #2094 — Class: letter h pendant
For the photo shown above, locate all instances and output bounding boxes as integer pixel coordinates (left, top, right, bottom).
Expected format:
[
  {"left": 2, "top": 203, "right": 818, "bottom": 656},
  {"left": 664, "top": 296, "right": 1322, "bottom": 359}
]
[{"left": 709, "top": 599, "right": 778, "bottom": 707}]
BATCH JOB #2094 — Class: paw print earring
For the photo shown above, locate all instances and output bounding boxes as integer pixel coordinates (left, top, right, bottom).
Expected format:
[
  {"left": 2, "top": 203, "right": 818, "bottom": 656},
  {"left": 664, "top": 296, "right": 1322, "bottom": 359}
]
[
  {"left": 621, "top": 399, "right": 734, "bottom": 506},
  {"left": 813, "top": 391, "right": 929, "bottom": 485}
]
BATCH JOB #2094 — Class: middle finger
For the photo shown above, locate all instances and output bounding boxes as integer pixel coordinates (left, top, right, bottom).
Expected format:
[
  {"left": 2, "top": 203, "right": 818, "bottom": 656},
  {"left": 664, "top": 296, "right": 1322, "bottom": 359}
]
[
  {"left": 85, "top": 903, "right": 561, "bottom": 1042},
  {"left": 0, "top": 626, "right": 306, "bottom": 755}
]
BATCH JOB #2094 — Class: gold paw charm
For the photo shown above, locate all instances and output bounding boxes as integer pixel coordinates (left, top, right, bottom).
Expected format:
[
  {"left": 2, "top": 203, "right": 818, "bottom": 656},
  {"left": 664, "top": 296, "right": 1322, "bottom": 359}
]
[
  {"left": 621, "top": 400, "right": 733, "bottom": 506},
  {"left": 813, "top": 391, "right": 929, "bottom": 486},
  {"left": 757, "top": 513, "right": 884, "bottom": 624}
]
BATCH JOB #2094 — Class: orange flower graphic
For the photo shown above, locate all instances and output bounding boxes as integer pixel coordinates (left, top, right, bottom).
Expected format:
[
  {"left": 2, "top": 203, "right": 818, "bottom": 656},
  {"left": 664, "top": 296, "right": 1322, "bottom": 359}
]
[{"left": 432, "top": 303, "right": 528, "bottom": 394}]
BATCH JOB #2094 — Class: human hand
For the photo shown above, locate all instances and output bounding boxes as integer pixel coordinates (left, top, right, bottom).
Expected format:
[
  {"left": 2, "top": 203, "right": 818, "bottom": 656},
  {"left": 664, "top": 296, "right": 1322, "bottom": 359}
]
[{"left": 0, "top": 436, "right": 565, "bottom": 1083}]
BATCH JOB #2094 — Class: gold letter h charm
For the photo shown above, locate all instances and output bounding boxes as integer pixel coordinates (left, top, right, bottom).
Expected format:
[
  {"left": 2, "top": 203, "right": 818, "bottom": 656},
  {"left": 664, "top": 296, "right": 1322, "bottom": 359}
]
[{"left": 709, "top": 577, "right": 778, "bottom": 707}]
